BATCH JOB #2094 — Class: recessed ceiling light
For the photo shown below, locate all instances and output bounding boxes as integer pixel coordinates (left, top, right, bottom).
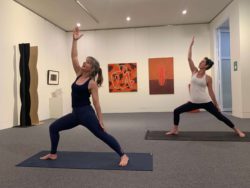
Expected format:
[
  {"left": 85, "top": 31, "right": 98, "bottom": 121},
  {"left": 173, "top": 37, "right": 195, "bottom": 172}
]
[
  {"left": 182, "top": 9, "right": 187, "bottom": 15},
  {"left": 76, "top": 23, "right": 81, "bottom": 27},
  {"left": 126, "top": 16, "right": 131, "bottom": 21}
]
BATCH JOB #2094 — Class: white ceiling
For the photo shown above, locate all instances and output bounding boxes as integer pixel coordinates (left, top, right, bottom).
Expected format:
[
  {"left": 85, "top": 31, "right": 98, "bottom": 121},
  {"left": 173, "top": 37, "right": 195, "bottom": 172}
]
[{"left": 13, "top": 0, "right": 233, "bottom": 32}]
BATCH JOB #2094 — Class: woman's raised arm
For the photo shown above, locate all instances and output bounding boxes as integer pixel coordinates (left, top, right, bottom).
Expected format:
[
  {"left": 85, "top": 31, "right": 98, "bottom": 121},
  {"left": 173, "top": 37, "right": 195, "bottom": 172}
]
[{"left": 71, "top": 27, "right": 83, "bottom": 75}]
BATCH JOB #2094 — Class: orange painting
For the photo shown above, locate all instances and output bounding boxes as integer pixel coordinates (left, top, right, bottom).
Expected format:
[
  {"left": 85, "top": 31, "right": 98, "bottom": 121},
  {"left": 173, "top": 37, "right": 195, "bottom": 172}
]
[
  {"left": 149, "top": 57, "right": 174, "bottom": 94},
  {"left": 108, "top": 63, "right": 137, "bottom": 92}
]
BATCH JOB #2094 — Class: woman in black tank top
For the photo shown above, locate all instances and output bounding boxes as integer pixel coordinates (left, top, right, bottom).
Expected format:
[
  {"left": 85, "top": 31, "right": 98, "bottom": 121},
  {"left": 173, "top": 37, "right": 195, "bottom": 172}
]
[{"left": 40, "top": 26, "right": 129, "bottom": 166}]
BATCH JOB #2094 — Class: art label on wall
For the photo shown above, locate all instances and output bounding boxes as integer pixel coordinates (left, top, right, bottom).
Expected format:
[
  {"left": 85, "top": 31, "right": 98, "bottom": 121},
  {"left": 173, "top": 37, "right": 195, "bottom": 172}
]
[
  {"left": 108, "top": 63, "right": 137, "bottom": 92},
  {"left": 148, "top": 57, "right": 174, "bottom": 94}
]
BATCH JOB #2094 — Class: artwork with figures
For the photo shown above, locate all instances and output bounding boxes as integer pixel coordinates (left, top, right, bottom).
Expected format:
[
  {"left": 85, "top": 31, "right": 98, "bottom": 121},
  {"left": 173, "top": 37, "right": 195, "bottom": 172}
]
[
  {"left": 108, "top": 63, "right": 137, "bottom": 92},
  {"left": 148, "top": 57, "right": 174, "bottom": 94}
]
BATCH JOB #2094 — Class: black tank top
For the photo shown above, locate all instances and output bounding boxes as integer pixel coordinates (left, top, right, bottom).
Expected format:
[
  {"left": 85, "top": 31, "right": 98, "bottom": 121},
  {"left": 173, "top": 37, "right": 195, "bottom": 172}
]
[{"left": 71, "top": 76, "right": 91, "bottom": 108}]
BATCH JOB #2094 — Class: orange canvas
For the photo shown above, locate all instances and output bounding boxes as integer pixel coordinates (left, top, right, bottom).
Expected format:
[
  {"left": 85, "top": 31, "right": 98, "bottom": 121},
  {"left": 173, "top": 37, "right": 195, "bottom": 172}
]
[
  {"left": 149, "top": 57, "right": 174, "bottom": 94},
  {"left": 108, "top": 63, "right": 137, "bottom": 92}
]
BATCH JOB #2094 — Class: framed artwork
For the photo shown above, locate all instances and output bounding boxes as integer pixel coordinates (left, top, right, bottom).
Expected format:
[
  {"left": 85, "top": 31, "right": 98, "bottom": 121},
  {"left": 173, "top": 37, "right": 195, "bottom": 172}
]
[
  {"left": 47, "top": 70, "right": 59, "bottom": 85},
  {"left": 148, "top": 57, "right": 174, "bottom": 94},
  {"left": 108, "top": 63, "right": 137, "bottom": 92}
]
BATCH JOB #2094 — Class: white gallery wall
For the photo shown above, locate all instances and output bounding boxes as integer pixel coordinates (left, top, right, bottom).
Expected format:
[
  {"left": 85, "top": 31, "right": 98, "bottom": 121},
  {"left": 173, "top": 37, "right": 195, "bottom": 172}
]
[
  {"left": 0, "top": 0, "right": 71, "bottom": 130},
  {"left": 66, "top": 25, "right": 211, "bottom": 113},
  {"left": 210, "top": 0, "right": 250, "bottom": 118},
  {"left": 238, "top": 0, "right": 250, "bottom": 118},
  {"left": 3, "top": 0, "right": 249, "bottom": 130},
  {"left": 0, "top": 0, "right": 211, "bottom": 130}
]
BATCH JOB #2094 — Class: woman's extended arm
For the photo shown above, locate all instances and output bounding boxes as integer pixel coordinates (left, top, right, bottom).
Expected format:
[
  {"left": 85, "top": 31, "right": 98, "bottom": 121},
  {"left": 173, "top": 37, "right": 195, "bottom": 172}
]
[
  {"left": 188, "top": 37, "right": 198, "bottom": 74},
  {"left": 71, "top": 27, "right": 83, "bottom": 75},
  {"left": 89, "top": 80, "right": 105, "bottom": 131},
  {"left": 207, "top": 76, "right": 220, "bottom": 111}
]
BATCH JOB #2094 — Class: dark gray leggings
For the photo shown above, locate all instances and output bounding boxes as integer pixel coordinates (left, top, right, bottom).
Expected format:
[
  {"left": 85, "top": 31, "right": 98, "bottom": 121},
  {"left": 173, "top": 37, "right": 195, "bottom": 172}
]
[
  {"left": 49, "top": 105, "right": 124, "bottom": 156},
  {"left": 174, "top": 101, "right": 235, "bottom": 128}
]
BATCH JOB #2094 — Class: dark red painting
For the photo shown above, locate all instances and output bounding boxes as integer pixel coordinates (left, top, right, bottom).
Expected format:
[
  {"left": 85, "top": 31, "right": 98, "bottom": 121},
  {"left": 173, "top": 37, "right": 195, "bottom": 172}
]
[{"left": 149, "top": 57, "right": 174, "bottom": 94}]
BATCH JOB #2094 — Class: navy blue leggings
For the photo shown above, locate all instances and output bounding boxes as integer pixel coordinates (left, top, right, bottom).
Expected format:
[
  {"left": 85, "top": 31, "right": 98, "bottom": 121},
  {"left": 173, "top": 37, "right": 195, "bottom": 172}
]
[
  {"left": 174, "top": 101, "right": 235, "bottom": 128},
  {"left": 49, "top": 105, "right": 124, "bottom": 156}
]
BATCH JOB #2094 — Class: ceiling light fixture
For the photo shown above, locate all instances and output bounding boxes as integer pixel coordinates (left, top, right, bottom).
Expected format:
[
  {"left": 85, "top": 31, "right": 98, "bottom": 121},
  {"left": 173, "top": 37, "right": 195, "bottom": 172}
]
[
  {"left": 126, "top": 16, "right": 131, "bottom": 21},
  {"left": 75, "top": 0, "right": 99, "bottom": 23},
  {"left": 76, "top": 23, "right": 81, "bottom": 27},
  {"left": 182, "top": 9, "right": 187, "bottom": 15}
]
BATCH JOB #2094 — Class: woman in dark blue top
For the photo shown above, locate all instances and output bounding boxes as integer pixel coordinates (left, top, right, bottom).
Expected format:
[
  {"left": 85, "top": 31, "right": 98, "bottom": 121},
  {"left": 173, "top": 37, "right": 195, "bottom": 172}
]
[{"left": 40, "top": 26, "right": 129, "bottom": 166}]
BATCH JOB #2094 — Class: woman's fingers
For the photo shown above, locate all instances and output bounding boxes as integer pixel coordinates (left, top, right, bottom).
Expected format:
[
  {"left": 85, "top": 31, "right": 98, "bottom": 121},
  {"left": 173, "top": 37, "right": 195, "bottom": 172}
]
[
  {"left": 72, "top": 28, "right": 83, "bottom": 40},
  {"left": 79, "top": 33, "right": 83, "bottom": 39}
]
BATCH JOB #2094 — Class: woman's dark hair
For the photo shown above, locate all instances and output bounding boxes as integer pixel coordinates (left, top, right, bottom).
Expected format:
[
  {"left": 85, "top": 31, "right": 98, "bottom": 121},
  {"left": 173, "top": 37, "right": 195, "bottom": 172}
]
[
  {"left": 87, "top": 56, "right": 103, "bottom": 87},
  {"left": 205, "top": 57, "right": 214, "bottom": 70}
]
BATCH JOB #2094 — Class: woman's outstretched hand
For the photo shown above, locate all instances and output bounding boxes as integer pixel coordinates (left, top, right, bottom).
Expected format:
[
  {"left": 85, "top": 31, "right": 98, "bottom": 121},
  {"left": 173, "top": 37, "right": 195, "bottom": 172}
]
[
  {"left": 216, "top": 104, "right": 221, "bottom": 112},
  {"left": 73, "top": 26, "right": 83, "bottom": 41},
  {"left": 190, "top": 36, "right": 195, "bottom": 46},
  {"left": 99, "top": 121, "right": 106, "bottom": 132}
]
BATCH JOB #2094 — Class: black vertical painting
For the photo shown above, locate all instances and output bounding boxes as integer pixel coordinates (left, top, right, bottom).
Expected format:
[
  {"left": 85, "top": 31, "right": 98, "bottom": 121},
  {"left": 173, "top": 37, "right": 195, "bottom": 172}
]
[{"left": 19, "top": 43, "right": 32, "bottom": 126}]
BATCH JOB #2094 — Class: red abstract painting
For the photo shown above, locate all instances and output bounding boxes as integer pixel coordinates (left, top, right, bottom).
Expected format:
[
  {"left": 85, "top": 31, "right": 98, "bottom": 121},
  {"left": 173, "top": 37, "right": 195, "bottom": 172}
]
[
  {"left": 108, "top": 63, "right": 137, "bottom": 92},
  {"left": 149, "top": 57, "right": 174, "bottom": 94}
]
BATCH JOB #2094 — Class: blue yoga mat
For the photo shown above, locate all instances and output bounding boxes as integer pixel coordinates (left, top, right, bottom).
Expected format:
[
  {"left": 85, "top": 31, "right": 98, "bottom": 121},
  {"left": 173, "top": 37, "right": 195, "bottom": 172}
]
[{"left": 16, "top": 151, "right": 153, "bottom": 171}]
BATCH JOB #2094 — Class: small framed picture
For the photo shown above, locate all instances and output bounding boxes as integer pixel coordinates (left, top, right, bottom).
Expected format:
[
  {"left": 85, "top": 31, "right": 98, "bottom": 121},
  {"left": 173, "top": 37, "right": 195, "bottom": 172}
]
[{"left": 47, "top": 70, "right": 59, "bottom": 85}]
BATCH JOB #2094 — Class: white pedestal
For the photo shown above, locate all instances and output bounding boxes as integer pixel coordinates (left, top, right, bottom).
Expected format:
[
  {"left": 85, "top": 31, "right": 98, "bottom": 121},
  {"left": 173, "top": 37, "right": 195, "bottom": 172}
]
[{"left": 49, "top": 96, "right": 63, "bottom": 118}]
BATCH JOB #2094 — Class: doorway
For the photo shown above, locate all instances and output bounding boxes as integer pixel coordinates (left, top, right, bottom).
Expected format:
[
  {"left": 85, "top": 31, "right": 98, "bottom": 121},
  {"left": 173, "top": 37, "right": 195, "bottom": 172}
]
[{"left": 217, "top": 20, "right": 232, "bottom": 112}]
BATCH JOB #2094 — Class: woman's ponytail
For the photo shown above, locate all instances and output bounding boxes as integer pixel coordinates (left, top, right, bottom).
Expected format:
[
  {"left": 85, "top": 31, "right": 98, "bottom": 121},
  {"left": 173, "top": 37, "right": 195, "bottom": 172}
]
[
  {"left": 87, "top": 56, "right": 103, "bottom": 87},
  {"left": 96, "top": 67, "right": 103, "bottom": 87}
]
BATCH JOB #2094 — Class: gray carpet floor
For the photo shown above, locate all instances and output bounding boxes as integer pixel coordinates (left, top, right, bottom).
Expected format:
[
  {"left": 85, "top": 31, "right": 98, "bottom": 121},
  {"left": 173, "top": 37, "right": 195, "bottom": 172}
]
[{"left": 0, "top": 112, "right": 250, "bottom": 188}]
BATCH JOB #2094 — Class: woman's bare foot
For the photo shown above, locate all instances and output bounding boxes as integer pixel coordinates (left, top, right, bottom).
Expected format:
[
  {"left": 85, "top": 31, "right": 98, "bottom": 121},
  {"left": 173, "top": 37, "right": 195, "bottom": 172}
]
[
  {"left": 234, "top": 128, "right": 246, "bottom": 138},
  {"left": 40, "top": 153, "right": 57, "bottom": 160},
  {"left": 166, "top": 127, "right": 179, "bottom": 135},
  {"left": 119, "top": 154, "right": 129, "bottom": 167}
]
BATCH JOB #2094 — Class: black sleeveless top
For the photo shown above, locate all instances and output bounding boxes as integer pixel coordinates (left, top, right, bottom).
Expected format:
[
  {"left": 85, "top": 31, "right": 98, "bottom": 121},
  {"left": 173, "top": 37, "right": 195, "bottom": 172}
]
[{"left": 71, "top": 76, "right": 91, "bottom": 108}]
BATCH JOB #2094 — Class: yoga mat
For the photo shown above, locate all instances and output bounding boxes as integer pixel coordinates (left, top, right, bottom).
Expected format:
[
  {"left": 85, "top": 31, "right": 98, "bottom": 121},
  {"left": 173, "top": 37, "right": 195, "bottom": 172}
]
[
  {"left": 16, "top": 151, "right": 153, "bottom": 171},
  {"left": 145, "top": 130, "right": 249, "bottom": 142}
]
